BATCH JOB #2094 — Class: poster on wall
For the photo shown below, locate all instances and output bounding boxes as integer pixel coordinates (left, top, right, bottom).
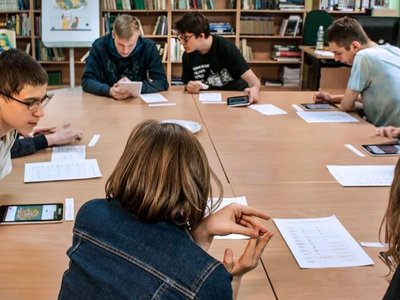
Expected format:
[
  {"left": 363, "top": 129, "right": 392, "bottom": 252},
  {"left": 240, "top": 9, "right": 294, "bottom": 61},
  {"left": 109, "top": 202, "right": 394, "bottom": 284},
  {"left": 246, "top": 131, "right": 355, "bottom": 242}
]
[{"left": 42, "top": 0, "right": 100, "bottom": 47}]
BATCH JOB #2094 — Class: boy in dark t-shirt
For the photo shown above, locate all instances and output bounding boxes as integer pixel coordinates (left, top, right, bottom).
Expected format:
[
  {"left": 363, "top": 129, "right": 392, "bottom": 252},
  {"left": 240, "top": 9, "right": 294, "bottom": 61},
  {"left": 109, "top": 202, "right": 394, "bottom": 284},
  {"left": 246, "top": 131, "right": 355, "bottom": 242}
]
[{"left": 175, "top": 12, "right": 260, "bottom": 103}]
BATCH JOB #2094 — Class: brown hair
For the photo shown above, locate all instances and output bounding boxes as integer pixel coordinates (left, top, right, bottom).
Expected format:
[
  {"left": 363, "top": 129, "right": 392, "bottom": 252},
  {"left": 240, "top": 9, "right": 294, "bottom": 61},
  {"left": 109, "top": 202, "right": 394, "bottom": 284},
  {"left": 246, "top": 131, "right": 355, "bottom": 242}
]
[
  {"left": 0, "top": 49, "right": 47, "bottom": 97},
  {"left": 113, "top": 14, "right": 140, "bottom": 39},
  {"left": 105, "top": 120, "right": 223, "bottom": 229},
  {"left": 380, "top": 158, "right": 400, "bottom": 276},
  {"left": 326, "top": 17, "right": 369, "bottom": 50},
  {"left": 175, "top": 11, "right": 210, "bottom": 38}
]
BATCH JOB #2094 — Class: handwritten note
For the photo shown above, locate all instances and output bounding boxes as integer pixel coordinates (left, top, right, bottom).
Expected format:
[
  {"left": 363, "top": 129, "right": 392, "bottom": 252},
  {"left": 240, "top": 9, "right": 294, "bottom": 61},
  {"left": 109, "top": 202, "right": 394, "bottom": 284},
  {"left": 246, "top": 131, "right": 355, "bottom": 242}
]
[{"left": 327, "top": 165, "right": 394, "bottom": 186}]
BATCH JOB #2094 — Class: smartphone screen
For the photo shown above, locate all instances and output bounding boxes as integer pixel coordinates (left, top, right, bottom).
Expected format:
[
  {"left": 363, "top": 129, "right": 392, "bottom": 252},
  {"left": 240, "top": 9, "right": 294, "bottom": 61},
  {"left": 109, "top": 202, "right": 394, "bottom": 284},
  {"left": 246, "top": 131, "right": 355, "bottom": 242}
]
[
  {"left": 227, "top": 95, "right": 250, "bottom": 107},
  {"left": 300, "top": 103, "right": 336, "bottom": 110},
  {"left": 0, "top": 203, "right": 63, "bottom": 224},
  {"left": 362, "top": 144, "right": 400, "bottom": 156}
]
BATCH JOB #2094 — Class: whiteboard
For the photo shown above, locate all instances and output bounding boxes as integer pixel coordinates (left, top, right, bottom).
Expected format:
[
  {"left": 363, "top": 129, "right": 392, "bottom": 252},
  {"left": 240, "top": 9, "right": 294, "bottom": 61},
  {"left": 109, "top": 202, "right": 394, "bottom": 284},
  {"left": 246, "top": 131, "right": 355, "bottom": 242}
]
[{"left": 42, "top": 1, "right": 100, "bottom": 47}]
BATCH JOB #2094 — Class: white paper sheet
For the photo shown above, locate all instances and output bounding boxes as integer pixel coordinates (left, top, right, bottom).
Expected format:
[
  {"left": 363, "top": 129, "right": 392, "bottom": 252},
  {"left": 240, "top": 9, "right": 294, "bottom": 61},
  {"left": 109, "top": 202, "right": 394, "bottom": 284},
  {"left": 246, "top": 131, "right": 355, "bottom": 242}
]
[
  {"left": 64, "top": 197, "right": 75, "bottom": 221},
  {"left": 88, "top": 134, "right": 100, "bottom": 147},
  {"left": 210, "top": 196, "right": 249, "bottom": 240},
  {"left": 199, "top": 92, "right": 222, "bottom": 102},
  {"left": 360, "top": 242, "right": 387, "bottom": 248},
  {"left": 250, "top": 104, "right": 287, "bottom": 116},
  {"left": 140, "top": 93, "right": 168, "bottom": 104},
  {"left": 327, "top": 165, "right": 395, "bottom": 186},
  {"left": 345, "top": 144, "right": 366, "bottom": 157},
  {"left": 292, "top": 104, "right": 304, "bottom": 112},
  {"left": 24, "top": 159, "right": 102, "bottom": 183},
  {"left": 274, "top": 215, "right": 374, "bottom": 268},
  {"left": 51, "top": 145, "right": 86, "bottom": 162},
  {"left": 148, "top": 103, "right": 176, "bottom": 107},
  {"left": 297, "top": 111, "right": 359, "bottom": 123}
]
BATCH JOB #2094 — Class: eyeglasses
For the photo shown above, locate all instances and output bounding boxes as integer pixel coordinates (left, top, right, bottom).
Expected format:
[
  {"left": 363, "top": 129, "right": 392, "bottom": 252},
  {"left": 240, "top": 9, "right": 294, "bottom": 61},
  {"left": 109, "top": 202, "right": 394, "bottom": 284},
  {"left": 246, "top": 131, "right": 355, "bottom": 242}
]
[
  {"left": 0, "top": 92, "right": 51, "bottom": 111},
  {"left": 177, "top": 34, "right": 194, "bottom": 43}
]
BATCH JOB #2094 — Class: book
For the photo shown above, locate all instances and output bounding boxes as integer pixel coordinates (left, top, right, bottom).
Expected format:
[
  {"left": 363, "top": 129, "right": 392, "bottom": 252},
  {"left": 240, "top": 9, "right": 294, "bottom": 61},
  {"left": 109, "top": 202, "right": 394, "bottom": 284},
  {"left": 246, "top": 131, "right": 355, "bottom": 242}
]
[
  {"left": 0, "top": 33, "right": 12, "bottom": 53},
  {"left": 284, "top": 15, "right": 301, "bottom": 36}
]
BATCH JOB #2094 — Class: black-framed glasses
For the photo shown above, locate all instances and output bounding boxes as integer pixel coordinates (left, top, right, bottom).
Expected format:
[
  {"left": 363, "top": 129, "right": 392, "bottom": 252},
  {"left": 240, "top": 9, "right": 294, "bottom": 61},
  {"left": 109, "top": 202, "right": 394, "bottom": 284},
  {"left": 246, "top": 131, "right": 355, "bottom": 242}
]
[
  {"left": 0, "top": 92, "right": 51, "bottom": 111},
  {"left": 178, "top": 33, "right": 194, "bottom": 43}
]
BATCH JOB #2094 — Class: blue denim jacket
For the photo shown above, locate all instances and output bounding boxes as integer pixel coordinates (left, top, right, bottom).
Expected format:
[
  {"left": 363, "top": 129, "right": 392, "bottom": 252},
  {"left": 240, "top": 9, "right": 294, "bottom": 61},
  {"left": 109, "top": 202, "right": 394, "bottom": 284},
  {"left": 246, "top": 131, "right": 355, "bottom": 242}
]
[{"left": 58, "top": 199, "right": 232, "bottom": 299}]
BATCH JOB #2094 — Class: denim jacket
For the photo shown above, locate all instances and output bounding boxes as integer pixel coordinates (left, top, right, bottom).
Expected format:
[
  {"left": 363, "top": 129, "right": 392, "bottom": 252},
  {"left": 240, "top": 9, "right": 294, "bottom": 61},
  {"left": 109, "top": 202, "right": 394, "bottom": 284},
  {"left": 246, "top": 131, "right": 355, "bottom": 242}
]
[{"left": 58, "top": 199, "right": 232, "bottom": 299}]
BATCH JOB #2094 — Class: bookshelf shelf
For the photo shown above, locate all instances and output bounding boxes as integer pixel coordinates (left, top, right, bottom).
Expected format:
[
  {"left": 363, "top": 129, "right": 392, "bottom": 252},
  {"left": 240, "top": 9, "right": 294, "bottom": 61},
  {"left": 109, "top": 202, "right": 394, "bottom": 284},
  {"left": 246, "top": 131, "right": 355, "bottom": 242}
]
[{"left": 240, "top": 35, "right": 303, "bottom": 39}]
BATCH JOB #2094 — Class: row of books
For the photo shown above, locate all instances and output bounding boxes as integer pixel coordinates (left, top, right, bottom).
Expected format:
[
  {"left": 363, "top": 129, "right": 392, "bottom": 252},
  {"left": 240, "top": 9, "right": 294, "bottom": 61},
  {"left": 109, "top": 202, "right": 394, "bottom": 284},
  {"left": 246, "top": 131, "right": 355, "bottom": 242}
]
[
  {"left": 0, "top": 0, "right": 26, "bottom": 11},
  {"left": 319, "top": 0, "right": 369, "bottom": 10},
  {"left": 209, "top": 23, "right": 234, "bottom": 35},
  {"left": 102, "top": 0, "right": 166, "bottom": 10},
  {"left": 240, "top": 38, "right": 253, "bottom": 62},
  {"left": 242, "top": 0, "right": 278, "bottom": 9},
  {"left": 271, "top": 44, "right": 301, "bottom": 62},
  {"left": 102, "top": 13, "right": 144, "bottom": 35},
  {"left": 240, "top": 16, "right": 274, "bottom": 35},
  {"left": 171, "top": 0, "right": 215, "bottom": 9},
  {"left": 277, "top": 0, "right": 304, "bottom": 10},
  {"left": 280, "top": 65, "right": 300, "bottom": 87},
  {"left": 3, "top": 13, "right": 30, "bottom": 37},
  {"left": 278, "top": 15, "right": 302, "bottom": 36},
  {"left": 35, "top": 39, "right": 66, "bottom": 62},
  {"left": 170, "top": 38, "right": 185, "bottom": 62},
  {"left": 153, "top": 15, "right": 168, "bottom": 35}
]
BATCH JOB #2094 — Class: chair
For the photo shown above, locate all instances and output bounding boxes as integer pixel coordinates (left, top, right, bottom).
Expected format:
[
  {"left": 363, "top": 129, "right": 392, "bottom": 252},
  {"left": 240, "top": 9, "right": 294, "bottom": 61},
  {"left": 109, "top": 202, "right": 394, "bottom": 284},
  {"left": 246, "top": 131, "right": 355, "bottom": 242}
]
[{"left": 302, "top": 10, "right": 333, "bottom": 46}]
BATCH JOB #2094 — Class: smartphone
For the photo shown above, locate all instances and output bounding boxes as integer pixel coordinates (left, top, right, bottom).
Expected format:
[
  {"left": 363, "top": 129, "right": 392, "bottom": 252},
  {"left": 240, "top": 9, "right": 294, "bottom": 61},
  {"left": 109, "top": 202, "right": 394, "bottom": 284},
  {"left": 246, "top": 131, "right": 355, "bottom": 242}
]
[
  {"left": 118, "top": 81, "right": 143, "bottom": 97},
  {"left": 227, "top": 95, "right": 250, "bottom": 107},
  {"left": 362, "top": 142, "right": 400, "bottom": 156},
  {"left": 300, "top": 103, "right": 336, "bottom": 110},
  {"left": 0, "top": 203, "right": 63, "bottom": 225}
]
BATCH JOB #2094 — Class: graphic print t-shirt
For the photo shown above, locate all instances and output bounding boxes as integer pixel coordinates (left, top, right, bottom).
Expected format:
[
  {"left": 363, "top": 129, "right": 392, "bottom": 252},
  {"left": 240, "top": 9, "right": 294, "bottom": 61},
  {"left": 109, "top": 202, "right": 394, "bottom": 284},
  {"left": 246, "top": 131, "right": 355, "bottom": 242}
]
[{"left": 182, "top": 35, "right": 250, "bottom": 91}]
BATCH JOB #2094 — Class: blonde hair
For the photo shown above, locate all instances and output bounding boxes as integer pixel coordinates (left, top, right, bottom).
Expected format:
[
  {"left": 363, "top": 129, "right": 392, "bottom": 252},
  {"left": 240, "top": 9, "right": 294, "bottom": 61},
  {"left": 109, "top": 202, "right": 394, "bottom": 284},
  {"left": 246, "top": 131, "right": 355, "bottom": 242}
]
[
  {"left": 113, "top": 14, "right": 140, "bottom": 39},
  {"left": 105, "top": 120, "right": 223, "bottom": 229},
  {"left": 380, "top": 158, "right": 400, "bottom": 276}
]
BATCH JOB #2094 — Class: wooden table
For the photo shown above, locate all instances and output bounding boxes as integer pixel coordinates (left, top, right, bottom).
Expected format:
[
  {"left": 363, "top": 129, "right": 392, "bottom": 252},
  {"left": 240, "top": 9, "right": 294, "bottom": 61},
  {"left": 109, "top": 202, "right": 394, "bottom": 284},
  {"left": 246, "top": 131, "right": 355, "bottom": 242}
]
[
  {"left": 0, "top": 90, "right": 395, "bottom": 299},
  {"left": 0, "top": 91, "right": 274, "bottom": 300}
]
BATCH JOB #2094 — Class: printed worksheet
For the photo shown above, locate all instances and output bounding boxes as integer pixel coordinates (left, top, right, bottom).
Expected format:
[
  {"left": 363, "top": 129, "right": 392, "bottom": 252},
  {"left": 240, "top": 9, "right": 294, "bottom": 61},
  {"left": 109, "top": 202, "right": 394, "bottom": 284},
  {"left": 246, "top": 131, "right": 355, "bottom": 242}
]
[
  {"left": 327, "top": 165, "right": 395, "bottom": 186},
  {"left": 297, "top": 111, "right": 359, "bottom": 123},
  {"left": 51, "top": 145, "right": 86, "bottom": 162},
  {"left": 24, "top": 159, "right": 101, "bottom": 183},
  {"left": 250, "top": 104, "right": 287, "bottom": 116},
  {"left": 140, "top": 93, "right": 168, "bottom": 103},
  {"left": 274, "top": 215, "right": 374, "bottom": 268}
]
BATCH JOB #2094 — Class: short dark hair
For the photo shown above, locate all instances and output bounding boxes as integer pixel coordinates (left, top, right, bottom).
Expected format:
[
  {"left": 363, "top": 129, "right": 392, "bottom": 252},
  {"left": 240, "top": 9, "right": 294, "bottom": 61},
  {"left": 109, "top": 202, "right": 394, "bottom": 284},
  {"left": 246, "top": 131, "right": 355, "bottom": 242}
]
[
  {"left": 326, "top": 17, "right": 369, "bottom": 50},
  {"left": 175, "top": 12, "right": 210, "bottom": 38},
  {"left": 0, "top": 49, "right": 48, "bottom": 97}
]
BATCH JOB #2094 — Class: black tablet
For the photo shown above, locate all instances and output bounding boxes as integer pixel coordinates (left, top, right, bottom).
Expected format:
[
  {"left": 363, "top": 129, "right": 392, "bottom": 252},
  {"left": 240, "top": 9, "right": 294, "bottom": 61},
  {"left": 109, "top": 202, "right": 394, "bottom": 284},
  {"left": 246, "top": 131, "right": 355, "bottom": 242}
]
[
  {"left": 300, "top": 103, "right": 336, "bottom": 111},
  {"left": 362, "top": 142, "right": 400, "bottom": 156}
]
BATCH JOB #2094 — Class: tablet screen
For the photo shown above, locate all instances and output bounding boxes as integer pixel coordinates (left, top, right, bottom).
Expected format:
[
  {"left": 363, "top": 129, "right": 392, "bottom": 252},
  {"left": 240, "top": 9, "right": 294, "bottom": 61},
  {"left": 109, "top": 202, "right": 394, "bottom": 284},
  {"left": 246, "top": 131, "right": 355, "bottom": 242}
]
[{"left": 363, "top": 144, "right": 400, "bottom": 155}]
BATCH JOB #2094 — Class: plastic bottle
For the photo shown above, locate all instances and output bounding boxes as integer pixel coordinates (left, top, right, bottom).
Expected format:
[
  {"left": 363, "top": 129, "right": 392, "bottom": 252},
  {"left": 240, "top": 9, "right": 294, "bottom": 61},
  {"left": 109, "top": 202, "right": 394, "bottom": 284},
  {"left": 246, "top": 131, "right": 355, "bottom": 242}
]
[{"left": 316, "top": 26, "right": 324, "bottom": 51}]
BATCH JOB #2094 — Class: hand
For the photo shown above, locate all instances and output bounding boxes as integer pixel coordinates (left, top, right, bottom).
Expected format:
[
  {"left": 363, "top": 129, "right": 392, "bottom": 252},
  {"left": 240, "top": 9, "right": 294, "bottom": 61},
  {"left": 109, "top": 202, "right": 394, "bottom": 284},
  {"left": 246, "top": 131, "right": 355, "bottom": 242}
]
[
  {"left": 313, "top": 90, "right": 332, "bottom": 103},
  {"left": 117, "top": 76, "right": 131, "bottom": 83},
  {"left": 31, "top": 126, "right": 57, "bottom": 136},
  {"left": 44, "top": 124, "right": 83, "bottom": 146},
  {"left": 223, "top": 232, "right": 273, "bottom": 277},
  {"left": 244, "top": 86, "right": 259, "bottom": 104},
  {"left": 185, "top": 81, "right": 203, "bottom": 94},
  {"left": 109, "top": 84, "right": 132, "bottom": 100},
  {"left": 191, "top": 203, "right": 270, "bottom": 251},
  {"left": 376, "top": 126, "right": 400, "bottom": 139}
]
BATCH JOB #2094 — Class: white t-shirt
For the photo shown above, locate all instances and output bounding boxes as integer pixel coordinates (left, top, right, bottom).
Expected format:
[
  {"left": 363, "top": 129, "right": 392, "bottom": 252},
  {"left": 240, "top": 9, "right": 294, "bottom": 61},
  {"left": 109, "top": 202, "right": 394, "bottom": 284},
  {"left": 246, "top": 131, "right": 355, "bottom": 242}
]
[{"left": 0, "top": 130, "right": 16, "bottom": 180}]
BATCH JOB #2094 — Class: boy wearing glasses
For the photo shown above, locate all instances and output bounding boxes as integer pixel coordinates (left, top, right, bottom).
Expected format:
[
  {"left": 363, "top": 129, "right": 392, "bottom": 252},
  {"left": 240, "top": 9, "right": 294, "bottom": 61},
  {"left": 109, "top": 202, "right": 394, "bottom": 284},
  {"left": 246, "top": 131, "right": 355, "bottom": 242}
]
[
  {"left": 0, "top": 49, "right": 48, "bottom": 179},
  {"left": 175, "top": 12, "right": 260, "bottom": 103},
  {"left": 81, "top": 14, "right": 168, "bottom": 100}
]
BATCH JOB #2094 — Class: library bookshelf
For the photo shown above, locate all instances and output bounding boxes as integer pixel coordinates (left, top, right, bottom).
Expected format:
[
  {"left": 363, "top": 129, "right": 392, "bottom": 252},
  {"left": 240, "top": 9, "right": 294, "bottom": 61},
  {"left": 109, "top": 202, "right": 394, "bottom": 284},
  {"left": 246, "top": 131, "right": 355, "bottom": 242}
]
[{"left": 1, "top": 0, "right": 307, "bottom": 90}]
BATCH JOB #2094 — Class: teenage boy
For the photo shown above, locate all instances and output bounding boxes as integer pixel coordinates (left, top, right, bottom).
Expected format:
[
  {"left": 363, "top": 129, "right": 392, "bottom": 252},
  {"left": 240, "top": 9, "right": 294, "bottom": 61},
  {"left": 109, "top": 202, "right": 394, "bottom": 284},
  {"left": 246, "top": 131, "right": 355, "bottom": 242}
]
[
  {"left": 175, "top": 12, "right": 261, "bottom": 103},
  {"left": 314, "top": 17, "right": 400, "bottom": 127},
  {"left": 82, "top": 14, "right": 168, "bottom": 100},
  {"left": 0, "top": 49, "right": 48, "bottom": 179}
]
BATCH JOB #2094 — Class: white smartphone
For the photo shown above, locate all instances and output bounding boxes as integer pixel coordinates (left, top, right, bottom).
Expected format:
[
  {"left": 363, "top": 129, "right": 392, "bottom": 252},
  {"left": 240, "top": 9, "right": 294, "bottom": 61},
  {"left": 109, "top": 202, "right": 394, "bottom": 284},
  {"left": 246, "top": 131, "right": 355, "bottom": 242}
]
[
  {"left": 118, "top": 81, "right": 143, "bottom": 97},
  {"left": 0, "top": 203, "right": 63, "bottom": 225}
]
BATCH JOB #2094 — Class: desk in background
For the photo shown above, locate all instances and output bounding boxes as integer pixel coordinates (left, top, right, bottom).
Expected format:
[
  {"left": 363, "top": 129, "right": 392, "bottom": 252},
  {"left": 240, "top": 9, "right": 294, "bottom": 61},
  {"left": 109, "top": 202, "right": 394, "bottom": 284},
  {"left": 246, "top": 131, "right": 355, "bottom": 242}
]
[{"left": 300, "top": 45, "right": 351, "bottom": 93}]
